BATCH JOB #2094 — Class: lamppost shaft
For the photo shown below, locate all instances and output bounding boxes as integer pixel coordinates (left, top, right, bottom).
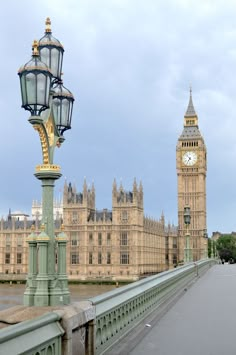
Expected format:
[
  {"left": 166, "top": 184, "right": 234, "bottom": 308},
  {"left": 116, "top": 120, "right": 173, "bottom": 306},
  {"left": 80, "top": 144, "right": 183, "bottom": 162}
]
[{"left": 40, "top": 175, "right": 58, "bottom": 278}]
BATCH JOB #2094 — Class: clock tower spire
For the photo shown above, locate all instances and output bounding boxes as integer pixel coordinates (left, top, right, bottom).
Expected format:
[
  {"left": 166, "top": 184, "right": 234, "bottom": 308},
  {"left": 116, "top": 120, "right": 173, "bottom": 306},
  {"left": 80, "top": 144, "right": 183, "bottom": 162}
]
[{"left": 176, "top": 89, "right": 207, "bottom": 261}]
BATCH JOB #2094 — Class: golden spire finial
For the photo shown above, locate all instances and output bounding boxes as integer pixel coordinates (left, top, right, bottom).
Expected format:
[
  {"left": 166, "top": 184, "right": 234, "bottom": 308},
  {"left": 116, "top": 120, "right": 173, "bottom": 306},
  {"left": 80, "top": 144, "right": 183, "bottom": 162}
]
[
  {"left": 61, "top": 224, "right": 65, "bottom": 231},
  {"left": 40, "top": 223, "right": 45, "bottom": 231},
  {"left": 45, "top": 17, "right": 51, "bottom": 33},
  {"left": 32, "top": 40, "right": 39, "bottom": 56}
]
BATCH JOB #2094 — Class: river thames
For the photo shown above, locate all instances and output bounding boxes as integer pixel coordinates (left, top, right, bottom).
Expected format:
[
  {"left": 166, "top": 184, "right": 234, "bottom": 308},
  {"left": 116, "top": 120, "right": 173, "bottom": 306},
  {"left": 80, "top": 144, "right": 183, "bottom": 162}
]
[{"left": 0, "top": 283, "right": 116, "bottom": 310}]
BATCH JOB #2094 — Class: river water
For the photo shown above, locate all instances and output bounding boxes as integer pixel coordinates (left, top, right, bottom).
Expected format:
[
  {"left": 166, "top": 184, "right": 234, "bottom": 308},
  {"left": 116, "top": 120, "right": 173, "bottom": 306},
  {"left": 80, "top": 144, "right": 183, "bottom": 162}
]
[{"left": 0, "top": 284, "right": 116, "bottom": 310}]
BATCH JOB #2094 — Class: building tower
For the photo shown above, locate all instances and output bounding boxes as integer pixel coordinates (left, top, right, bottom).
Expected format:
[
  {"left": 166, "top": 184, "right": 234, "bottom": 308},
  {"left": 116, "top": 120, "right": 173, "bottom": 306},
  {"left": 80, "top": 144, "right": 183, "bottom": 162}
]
[{"left": 176, "top": 89, "right": 207, "bottom": 261}]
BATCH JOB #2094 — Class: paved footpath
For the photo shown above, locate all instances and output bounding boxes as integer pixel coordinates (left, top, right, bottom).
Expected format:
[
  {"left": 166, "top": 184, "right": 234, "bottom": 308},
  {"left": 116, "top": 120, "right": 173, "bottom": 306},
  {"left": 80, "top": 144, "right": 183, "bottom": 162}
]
[{"left": 112, "top": 264, "right": 236, "bottom": 355}]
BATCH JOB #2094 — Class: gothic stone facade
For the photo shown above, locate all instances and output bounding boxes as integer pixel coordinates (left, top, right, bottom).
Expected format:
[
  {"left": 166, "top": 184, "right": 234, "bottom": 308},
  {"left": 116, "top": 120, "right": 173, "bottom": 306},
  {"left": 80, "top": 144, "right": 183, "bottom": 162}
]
[{"left": 0, "top": 180, "right": 178, "bottom": 281}]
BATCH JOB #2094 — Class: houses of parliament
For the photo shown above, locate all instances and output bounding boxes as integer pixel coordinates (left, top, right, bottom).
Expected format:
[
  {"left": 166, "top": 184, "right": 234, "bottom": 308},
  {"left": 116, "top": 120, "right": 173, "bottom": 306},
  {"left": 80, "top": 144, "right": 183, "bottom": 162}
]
[{"left": 0, "top": 91, "right": 207, "bottom": 281}]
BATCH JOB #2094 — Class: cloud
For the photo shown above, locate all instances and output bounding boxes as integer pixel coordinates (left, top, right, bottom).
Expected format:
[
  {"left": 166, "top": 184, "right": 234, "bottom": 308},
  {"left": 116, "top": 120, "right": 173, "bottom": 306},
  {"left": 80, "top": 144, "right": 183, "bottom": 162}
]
[{"left": 0, "top": 1, "right": 236, "bottom": 235}]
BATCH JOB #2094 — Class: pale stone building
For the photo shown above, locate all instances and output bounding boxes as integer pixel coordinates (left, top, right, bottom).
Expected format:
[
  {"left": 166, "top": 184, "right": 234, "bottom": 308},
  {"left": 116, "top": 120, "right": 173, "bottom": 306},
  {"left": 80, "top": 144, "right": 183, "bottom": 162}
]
[
  {"left": 0, "top": 180, "right": 178, "bottom": 281},
  {"left": 63, "top": 179, "right": 177, "bottom": 280}
]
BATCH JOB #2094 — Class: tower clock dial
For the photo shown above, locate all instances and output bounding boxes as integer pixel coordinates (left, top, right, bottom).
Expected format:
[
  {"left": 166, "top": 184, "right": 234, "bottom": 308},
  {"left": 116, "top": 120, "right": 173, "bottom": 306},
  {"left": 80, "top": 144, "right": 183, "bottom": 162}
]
[{"left": 182, "top": 151, "right": 197, "bottom": 166}]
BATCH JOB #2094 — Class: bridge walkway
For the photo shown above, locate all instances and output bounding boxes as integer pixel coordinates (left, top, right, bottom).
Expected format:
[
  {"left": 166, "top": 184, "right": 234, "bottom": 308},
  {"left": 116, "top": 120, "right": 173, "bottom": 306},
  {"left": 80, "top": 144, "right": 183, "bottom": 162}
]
[{"left": 109, "top": 264, "right": 235, "bottom": 355}]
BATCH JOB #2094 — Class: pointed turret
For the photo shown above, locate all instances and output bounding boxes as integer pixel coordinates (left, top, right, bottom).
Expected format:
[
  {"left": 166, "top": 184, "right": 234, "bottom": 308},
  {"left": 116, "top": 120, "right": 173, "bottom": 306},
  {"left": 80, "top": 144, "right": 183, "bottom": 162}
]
[
  {"left": 139, "top": 180, "right": 143, "bottom": 206},
  {"left": 139, "top": 181, "right": 143, "bottom": 194},
  {"left": 183, "top": 87, "right": 199, "bottom": 128},
  {"left": 160, "top": 211, "right": 165, "bottom": 225},
  {"left": 185, "top": 87, "right": 197, "bottom": 117},
  {"left": 179, "top": 88, "right": 202, "bottom": 140},
  {"left": 133, "top": 177, "right": 137, "bottom": 193},
  {"left": 63, "top": 179, "right": 68, "bottom": 202},
  {"left": 8, "top": 208, "right": 11, "bottom": 221},
  {"left": 119, "top": 179, "right": 123, "bottom": 192},
  {"left": 83, "top": 177, "right": 87, "bottom": 201},
  {"left": 112, "top": 178, "right": 117, "bottom": 205},
  {"left": 112, "top": 178, "right": 117, "bottom": 193},
  {"left": 68, "top": 182, "right": 73, "bottom": 203},
  {"left": 63, "top": 179, "right": 68, "bottom": 193},
  {"left": 91, "top": 181, "right": 95, "bottom": 209}
]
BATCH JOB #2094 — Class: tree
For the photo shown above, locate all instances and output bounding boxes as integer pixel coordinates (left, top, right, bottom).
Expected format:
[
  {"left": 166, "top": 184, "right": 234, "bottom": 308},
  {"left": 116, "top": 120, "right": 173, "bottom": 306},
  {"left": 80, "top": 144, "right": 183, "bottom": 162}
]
[
  {"left": 208, "top": 238, "right": 212, "bottom": 258},
  {"left": 216, "top": 235, "right": 236, "bottom": 262}
]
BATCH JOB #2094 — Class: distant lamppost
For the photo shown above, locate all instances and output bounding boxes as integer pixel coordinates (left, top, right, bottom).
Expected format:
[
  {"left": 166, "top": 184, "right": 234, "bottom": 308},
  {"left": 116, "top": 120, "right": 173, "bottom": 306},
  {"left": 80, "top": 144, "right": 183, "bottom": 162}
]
[
  {"left": 18, "top": 18, "right": 74, "bottom": 307},
  {"left": 203, "top": 229, "right": 208, "bottom": 259},
  {"left": 184, "top": 206, "right": 192, "bottom": 263}
]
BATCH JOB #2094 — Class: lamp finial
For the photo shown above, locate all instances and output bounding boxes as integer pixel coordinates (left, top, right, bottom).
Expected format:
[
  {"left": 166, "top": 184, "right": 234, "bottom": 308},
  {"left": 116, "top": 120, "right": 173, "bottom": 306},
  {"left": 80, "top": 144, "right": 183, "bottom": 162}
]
[
  {"left": 32, "top": 40, "right": 39, "bottom": 56},
  {"left": 45, "top": 17, "right": 51, "bottom": 33}
]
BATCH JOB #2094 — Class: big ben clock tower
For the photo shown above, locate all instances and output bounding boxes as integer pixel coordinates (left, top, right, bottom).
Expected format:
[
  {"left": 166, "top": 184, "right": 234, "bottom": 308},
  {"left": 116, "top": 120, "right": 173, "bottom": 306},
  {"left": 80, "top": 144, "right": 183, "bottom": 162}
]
[{"left": 176, "top": 89, "right": 207, "bottom": 261}]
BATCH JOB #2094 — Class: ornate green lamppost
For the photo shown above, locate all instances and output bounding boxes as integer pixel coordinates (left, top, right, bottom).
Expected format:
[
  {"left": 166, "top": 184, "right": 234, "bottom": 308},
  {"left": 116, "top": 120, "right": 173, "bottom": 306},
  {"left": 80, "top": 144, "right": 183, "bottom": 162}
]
[
  {"left": 184, "top": 206, "right": 192, "bottom": 263},
  {"left": 203, "top": 229, "right": 208, "bottom": 259},
  {"left": 18, "top": 18, "right": 74, "bottom": 307}
]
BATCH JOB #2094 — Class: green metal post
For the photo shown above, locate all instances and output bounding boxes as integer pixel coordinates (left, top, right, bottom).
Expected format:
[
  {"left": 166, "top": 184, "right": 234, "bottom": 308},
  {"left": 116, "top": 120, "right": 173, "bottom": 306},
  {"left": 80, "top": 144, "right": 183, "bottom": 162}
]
[
  {"left": 184, "top": 230, "right": 193, "bottom": 263},
  {"left": 35, "top": 173, "right": 60, "bottom": 278},
  {"left": 35, "top": 168, "right": 67, "bottom": 306},
  {"left": 24, "top": 228, "right": 37, "bottom": 306},
  {"left": 56, "top": 228, "right": 70, "bottom": 304},
  {"left": 34, "top": 227, "right": 50, "bottom": 307}
]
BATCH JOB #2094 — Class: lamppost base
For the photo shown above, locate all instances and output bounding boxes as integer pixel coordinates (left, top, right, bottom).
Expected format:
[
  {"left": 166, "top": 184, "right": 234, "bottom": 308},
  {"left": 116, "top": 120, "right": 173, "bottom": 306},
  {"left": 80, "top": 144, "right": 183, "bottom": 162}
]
[
  {"left": 49, "top": 276, "right": 70, "bottom": 306},
  {"left": 24, "top": 287, "right": 37, "bottom": 306}
]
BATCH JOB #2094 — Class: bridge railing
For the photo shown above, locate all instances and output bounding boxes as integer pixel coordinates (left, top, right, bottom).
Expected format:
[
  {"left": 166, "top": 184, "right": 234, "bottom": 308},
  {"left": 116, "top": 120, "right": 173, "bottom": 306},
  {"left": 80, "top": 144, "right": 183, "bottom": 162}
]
[
  {"left": 0, "top": 312, "right": 64, "bottom": 355},
  {"left": 89, "top": 259, "right": 216, "bottom": 355},
  {"left": 0, "top": 259, "right": 216, "bottom": 355},
  {"left": 0, "top": 300, "right": 96, "bottom": 355}
]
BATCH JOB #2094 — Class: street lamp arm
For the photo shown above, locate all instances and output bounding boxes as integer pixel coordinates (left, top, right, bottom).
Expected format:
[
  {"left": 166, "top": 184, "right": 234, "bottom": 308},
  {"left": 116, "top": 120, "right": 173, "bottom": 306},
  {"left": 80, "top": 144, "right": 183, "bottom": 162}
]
[
  {"left": 29, "top": 103, "right": 62, "bottom": 165},
  {"left": 33, "top": 124, "right": 50, "bottom": 164}
]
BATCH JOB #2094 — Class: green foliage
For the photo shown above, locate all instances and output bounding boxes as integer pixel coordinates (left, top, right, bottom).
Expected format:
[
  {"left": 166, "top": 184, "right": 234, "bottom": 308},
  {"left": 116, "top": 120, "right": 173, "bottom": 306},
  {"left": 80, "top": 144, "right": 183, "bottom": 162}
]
[
  {"left": 216, "top": 234, "right": 236, "bottom": 261},
  {"left": 208, "top": 238, "right": 212, "bottom": 258}
]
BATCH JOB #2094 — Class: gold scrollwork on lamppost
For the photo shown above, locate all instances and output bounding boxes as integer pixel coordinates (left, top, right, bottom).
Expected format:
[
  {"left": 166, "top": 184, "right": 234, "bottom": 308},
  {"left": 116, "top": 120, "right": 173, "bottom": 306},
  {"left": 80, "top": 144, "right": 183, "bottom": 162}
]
[
  {"left": 33, "top": 124, "right": 50, "bottom": 164},
  {"left": 45, "top": 114, "right": 55, "bottom": 147}
]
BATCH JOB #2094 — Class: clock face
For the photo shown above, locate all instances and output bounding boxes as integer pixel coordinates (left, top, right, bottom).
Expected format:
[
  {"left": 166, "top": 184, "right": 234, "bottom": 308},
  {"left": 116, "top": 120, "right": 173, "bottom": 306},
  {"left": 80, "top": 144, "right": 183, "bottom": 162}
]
[{"left": 182, "top": 151, "right": 197, "bottom": 166}]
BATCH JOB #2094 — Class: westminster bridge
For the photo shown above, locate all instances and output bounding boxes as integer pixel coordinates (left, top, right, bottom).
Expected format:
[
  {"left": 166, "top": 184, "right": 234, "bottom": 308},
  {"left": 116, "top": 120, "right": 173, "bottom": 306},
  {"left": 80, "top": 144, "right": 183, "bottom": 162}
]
[{"left": 1, "top": 258, "right": 230, "bottom": 355}]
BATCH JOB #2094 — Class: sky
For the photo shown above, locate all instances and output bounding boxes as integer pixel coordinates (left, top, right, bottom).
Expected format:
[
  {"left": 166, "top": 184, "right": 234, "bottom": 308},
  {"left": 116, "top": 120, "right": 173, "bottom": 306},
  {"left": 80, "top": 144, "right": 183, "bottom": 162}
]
[{"left": 1, "top": 0, "right": 236, "bottom": 236}]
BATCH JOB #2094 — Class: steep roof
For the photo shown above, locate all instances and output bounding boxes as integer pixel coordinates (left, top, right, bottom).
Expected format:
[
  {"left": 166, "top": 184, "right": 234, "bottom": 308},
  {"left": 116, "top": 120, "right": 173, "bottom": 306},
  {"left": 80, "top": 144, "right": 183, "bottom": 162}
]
[{"left": 185, "top": 88, "right": 197, "bottom": 117}]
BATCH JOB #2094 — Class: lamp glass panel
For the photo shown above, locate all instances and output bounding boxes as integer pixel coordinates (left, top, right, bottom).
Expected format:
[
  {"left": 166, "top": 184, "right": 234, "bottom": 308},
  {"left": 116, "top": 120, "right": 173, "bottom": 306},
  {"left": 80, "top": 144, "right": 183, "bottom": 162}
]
[
  {"left": 40, "top": 47, "right": 50, "bottom": 69},
  {"left": 51, "top": 48, "right": 60, "bottom": 79},
  {"left": 37, "top": 73, "right": 47, "bottom": 105},
  {"left": 26, "top": 73, "right": 36, "bottom": 104},
  {"left": 58, "top": 52, "right": 63, "bottom": 77},
  {"left": 46, "top": 76, "right": 50, "bottom": 104},
  {"left": 52, "top": 97, "right": 61, "bottom": 125},
  {"left": 20, "top": 75, "right": 27, "bottom": 106},
  {"left": 61, "top": 99, "right": 70, "bottom": 126},
  {"left": 69, "top": 101, "right": 73, "bottom": 125}
]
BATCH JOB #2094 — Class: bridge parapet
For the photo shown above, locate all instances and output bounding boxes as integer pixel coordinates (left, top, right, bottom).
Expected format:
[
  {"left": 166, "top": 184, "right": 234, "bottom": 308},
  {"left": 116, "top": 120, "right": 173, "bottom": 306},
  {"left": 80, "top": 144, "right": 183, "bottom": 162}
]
[
  {"left": 0, "top": 312, "right": 64, "bottom": 354},
  {"left": 0, "top": 259, "right": 216, "bottom": 355},
  {"left": 0, "top": 301, "right": 95, "bottom": 355},
  {"left": 89, "top": 259, "right": 216, "bottom": 355}
]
